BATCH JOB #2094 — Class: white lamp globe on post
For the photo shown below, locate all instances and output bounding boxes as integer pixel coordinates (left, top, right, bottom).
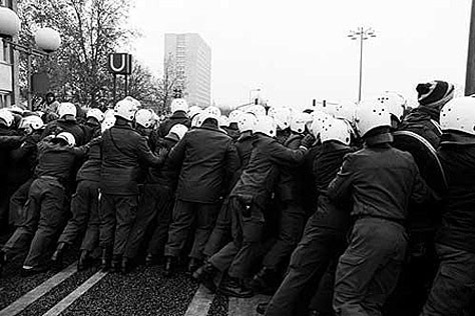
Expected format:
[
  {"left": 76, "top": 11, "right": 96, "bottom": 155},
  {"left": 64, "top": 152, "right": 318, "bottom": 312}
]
[
  {"left": 34, "top": 27, "right": 61, "bottom": 53},
  {"left": 0, "top": 6, "right": 21, "bottom": 38}
]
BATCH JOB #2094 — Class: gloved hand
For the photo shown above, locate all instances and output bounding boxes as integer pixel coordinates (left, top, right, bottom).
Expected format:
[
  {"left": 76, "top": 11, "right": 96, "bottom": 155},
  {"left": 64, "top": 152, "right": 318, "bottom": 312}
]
[{"left": 300, "top": 134, "right": 315, "bottom": 149}]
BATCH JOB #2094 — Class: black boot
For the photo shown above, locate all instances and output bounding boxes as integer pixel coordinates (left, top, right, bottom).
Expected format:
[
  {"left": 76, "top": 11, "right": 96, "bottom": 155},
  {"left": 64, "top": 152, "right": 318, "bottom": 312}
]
[
  {"left": 250, "top": 266, "right": 277, "bottom": 293},
  {"left": 111, "top": 255, "right": 121, "bottom": 273},
  {"left": 163, "top": 256, "right": 176, "bottom": 277},
  {"left": 145, "top": 253, "right": 161, "bottom": 267},
  {"left": 51, "top": 242, "right": 68, "bottom": 270},
  {"left": 100, "top": 248, "right": 112, "bottom": 272},
  {"left": 192, "top": 261, "right": 218, "bottom": 292},
  {"left": 77, "top": 250, "right": 90, "bottom": 271},
  {"left": 220, "top": 276, "right": 254, "bottom": 298},
  {"left": 121, "top": 257, "right": 131, "bottom": 274},
  {"left": 256, "top": 301, "right": 269, "bottom": 315},
  {"left": 187, "top": 257, "right": 202, "bottom": 274}
]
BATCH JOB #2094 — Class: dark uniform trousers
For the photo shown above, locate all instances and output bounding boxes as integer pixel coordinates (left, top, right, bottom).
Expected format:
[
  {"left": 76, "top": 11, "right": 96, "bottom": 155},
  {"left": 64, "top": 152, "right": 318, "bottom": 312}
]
[
  {"left": 9, "top": 178, "right": 34, "bottom": 227},
  {"left": 164, "top": 199, "right": 220, "bottom": 260},
  {"left": 209, "top": 196, "right": 265, "bottom": 279},
  {"left": 421, "top": 243, "right": 475, "bottom": 316},
  {"left": 99, "top": 194, "right": 138, "bottom": 256},
  {"left": 58, "top": 180, "right": 99, "bottom": 246},
  {"left": 261, "top": 201, "right": 306, "bottom": 271},
  {"left": 333, "top": 218, "right": 407, "bottom": 316},
  {"left": 124, "top": 184, "right": 174, "bottom": 259},
  {"left": 203, "top": 197, "right": 232, "bottom": 258},
  {"left": 3, "top": 177, "right": 66, "bottom": 267},
  {"left": 264, "top": 211, "right": 347, "bottom": 316},
  {"left": 80, "top": 189, "right": 100, "bottom": 252}
]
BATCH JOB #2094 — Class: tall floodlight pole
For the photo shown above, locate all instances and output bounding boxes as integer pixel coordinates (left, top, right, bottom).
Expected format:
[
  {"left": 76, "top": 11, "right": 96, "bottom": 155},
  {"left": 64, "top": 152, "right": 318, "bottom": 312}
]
[
  {"left": 466, "top": 0, "right": 475, "bottom": 95},
  {"left": 348, "top": 27, "right": 376, "bottom": 102}
]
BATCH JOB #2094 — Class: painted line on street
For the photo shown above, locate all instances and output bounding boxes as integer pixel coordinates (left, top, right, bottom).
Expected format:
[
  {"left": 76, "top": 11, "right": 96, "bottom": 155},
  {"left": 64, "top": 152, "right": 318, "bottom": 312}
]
[
  {"left": 42, "top": 270, "right": 108, "bottom": 316},
  {"left": 0, "top": 262, "right": 78, "bottom": 316},
  {"left": 228, "top": 294, "right": 271, "bottom": 316},
  {"left": 184, "top": 284, "right": 216, "bottom": 316}
]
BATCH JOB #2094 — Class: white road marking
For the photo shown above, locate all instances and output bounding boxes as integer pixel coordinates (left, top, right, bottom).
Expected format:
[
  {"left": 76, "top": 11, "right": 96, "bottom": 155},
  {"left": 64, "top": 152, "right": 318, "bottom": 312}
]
[
  {"left": 228, "top": 294, "right": 271, "bottom": 316},
  {"left": 184, "top": 284, "right": 216, "bottom": 316},
  {"left": 0, "top": 262, "right": 78, "bottom": 316},
  {"left": 42, "top": 270, "right": 108, "bottom": 316}
]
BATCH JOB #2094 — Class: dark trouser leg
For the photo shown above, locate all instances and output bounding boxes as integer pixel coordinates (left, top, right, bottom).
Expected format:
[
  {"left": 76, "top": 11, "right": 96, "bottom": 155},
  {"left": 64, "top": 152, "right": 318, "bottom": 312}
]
[
  {"left": 307, "top": 260, "right": 339, "bottom": 315},
  {"left": 124, "top": 185, "right": 159, "bottom": 259},
  {"left": 9, "top": 178, "right": 34, "bottom": 227},
  {"left": 58, "top": 180, "right": 92, "bottom": 245},
  {"left": 189, "top": 202, "right": 220, "bottom": 260},
  {"left": 113, "top": 195, "right": 138, "bottom": 256},
  {"left": 203, "top": 198, "right": 232, "bottom": 258},
  {"left": 146, "top": 185, "right": 174, "bottom": 256},
  {"left": 265, "top": 212, "right": 346, "bottom": 316},
  {"left": 333, "top": 218, "right": 407, "bottom": 316},
  {"left": 79, "top": 182, "right": 100, "bottom": 252},
  {"left": 99, "top": 193, "right": 116, "bottom": 250},
  {"left": 23, "top": 179, "right": 66, "bottom": 268},
  {"left": 262, "top": 202, "right": 306, "bottom": 271},
  {"left": 228, "top": 202, "right": 265, "bottom": 279},
  {"left": 2, "top": 180, "right": 41, "bottom": 257},
  {"left": 164, "top": 200, "right": 195, "bottom": 258},
  {"left": 421, "top": 244, "right": 475, "bottom": 316}
]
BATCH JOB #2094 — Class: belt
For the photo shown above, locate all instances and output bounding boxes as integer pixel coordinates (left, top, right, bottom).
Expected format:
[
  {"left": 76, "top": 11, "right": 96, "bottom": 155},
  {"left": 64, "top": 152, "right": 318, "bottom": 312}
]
[{"left": 355, "top": 214, "right": 406, "bottom": 226}]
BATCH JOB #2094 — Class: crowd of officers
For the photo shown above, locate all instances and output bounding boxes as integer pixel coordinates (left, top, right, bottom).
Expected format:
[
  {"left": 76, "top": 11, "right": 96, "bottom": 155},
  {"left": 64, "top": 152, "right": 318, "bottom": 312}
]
[{"left": 0, "top": 79, "right": 474, "bottom": 316}]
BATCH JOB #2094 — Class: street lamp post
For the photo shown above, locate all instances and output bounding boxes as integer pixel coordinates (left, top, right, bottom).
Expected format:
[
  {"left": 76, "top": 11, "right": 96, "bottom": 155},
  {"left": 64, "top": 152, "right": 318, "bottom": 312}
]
[
  {"left": 348, "top": 27, "right": 376, "bottom": 102},
  {"left": 0, "top": 6, "right": 61, "bottom": 109}
]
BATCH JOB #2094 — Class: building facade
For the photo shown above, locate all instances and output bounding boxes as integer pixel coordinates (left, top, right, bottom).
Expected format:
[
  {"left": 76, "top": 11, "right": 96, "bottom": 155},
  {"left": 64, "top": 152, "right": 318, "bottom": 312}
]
[
  {"left": 0, "top": 0, "right": 20, "bottom": 108},
  {"left": 164, "top": 33, "right": 211, "bottom": 108}
]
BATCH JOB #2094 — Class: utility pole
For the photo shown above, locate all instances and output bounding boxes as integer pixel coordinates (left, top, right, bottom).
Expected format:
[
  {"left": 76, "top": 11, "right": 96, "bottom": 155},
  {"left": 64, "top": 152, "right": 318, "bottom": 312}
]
[{"left": 465, "top": 0, "right": 475, "bottom": 95}]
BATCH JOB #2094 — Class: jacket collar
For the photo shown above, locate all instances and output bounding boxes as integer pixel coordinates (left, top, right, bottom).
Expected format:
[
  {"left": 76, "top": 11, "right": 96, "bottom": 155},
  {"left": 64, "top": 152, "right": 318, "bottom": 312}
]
[{"left": 364, "top": 132, "right": 393, "bottom": 147}]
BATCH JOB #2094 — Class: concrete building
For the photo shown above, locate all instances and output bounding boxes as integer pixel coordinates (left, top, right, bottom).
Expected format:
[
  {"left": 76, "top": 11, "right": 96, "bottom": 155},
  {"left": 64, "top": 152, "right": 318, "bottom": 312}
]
[
  {"left": 0, "top": 0, "right": 20, "bottom": 108},
  {"left": 164, "top": 33, "right": 211, "bottom": 108}
]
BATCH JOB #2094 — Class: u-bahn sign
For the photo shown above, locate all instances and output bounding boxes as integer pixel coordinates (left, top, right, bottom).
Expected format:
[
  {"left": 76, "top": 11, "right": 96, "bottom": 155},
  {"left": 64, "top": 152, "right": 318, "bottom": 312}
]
[{"left": 108, "top": 53, "right": 132, "bottom": 75}]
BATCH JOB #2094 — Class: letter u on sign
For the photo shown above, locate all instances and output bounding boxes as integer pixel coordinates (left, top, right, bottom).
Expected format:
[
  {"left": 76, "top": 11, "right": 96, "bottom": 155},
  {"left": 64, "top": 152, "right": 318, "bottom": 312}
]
[{"left": 108, "top": 53, "right": 132, "bottom": 75}]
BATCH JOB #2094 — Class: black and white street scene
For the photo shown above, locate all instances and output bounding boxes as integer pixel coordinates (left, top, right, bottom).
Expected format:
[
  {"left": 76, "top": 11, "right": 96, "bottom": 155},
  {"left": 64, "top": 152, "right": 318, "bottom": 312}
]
[{"left": 1, "top": 0, "right": 475, "bottom": 315}]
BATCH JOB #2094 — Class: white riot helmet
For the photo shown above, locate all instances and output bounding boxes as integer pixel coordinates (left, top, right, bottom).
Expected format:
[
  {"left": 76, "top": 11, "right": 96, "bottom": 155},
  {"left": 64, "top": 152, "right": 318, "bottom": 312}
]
[
  {"left": 170, "top": 98, "right": 189, "bottom": 114},
  {"left": 168, "top": 124, "right": 188, "bottom": 140},
  {"left": 114, "top": 97, "right": 139, "bottom": 121},
  {"left": 188, "top": 106, "right": 202, "bottom": 119},
  {"left": 104, "top": 109, "right": 115, "bottom": 119},
  {"left": 191, "top": 113, "right": 202, "bottom": 128},
  {"left": 268, "top": 106, "right": 292, "bottom": 130},
  {"left": 290, "top": 112, "right": 312, "bottom": 134},
  {"left": 19, "top": 115, "right": 44, "bottom": 130},
  {"left": 356, "top": 98, "right": 391, "bottom": 137},
  {"left": 228, "top": 110, "right": 244, "bottom": 124},
  {"left": 134, "top": 109, "right": 155, "bottom": 128},
  {"left": 0, "top": 108, "right": 14, "bottom": 127},
  {"left": 124, "top": 96, "right": 141, "bottom": 109},
  {"left": 255, "top": 115, "right": 276, "bottom": 137},
  {"left": 55, "top": 132, "right": 76, "bottom": 146},
  {"left": 334, "top": 101, "right": 357, "bottom": 124},
  {"left": 86, "top": 108, "right": 105, "bottom": 123},
  {"left": 245, "top": 105, "right": 266, "bottom": 117},
  {"left": 58, "top": 102, "right": 77, "bottom": 119},
  {"left": 320, "top": 117, "right": 352, "bottom": 146},
  {"left": 219, "top": 115, "right": 230, "bottom": 127},
  {"left": 376, "top": 92, "right": 406, "bottom": 123},
  {"left": 197, "top": 106, "right": 221, "bottom": 127},
  {"left": 238, "top": 112, "right": 257, "bottom": 133},
  {"left": 440, "top": 97, "right": 475, "bottom": 136},
  {"left": 101, "top": 116, "right": 116, "bottom": 132},
  {"left": 310, "top": 110, "right": 333, "bottom": 138}
]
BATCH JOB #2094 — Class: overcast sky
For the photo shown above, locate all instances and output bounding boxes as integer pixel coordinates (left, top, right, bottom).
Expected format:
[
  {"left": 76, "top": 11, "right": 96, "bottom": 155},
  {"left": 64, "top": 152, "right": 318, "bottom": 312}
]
[{"left": 129, "top": 0, "right": 472, "bottom": 109}]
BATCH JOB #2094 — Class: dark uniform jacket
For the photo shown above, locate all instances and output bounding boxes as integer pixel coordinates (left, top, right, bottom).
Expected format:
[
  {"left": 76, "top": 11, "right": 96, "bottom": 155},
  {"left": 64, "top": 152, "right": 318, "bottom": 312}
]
[
  {"left": 275, "top": 133, "right": 304, "bottom": 202},
  {"left": 328, "top": 142, "right": 432, "bottom": 222},
  {"left": 100, "top": 119, "right": 166, "bottom": 195},
  {"left": 41, "top": 119, "right": 86, "bottom": 146},
  {"left": 147, "top": 137, "right": 179, "bottom": 190},
  {"left": 398, "top": 107, "right": 441, "bottom": 149},
  {"left": 313, "top": 141, "right": 354, "bottom": 231},
  {"left": 158, "top": 111, "right": 190, "bottom": 137},
  {"left": 437, "top": 140, "right": 475, "bottom": 253},
  {"left": 230, "top": 133, "right": 307, "bottom": 207},
  {"left": 168, "top": 121, "right": 239, "bottom": 203}
]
